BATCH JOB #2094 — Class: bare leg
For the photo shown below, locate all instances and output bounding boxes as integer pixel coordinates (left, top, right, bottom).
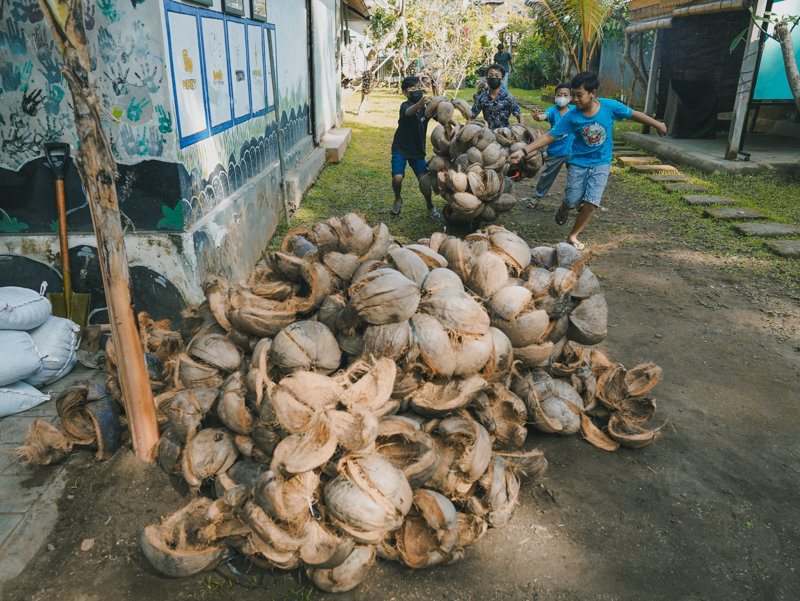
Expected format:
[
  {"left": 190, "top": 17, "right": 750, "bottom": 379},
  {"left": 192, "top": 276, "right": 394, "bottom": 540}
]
[
  {"left": 416, "top": 173, "right": 435, "bottom": 213},
  {"left": 392, "top": 174, "right": 404, "bottom": 212},
  {"left": 567, "top": 203, "right": 596, "bottom": 250}
]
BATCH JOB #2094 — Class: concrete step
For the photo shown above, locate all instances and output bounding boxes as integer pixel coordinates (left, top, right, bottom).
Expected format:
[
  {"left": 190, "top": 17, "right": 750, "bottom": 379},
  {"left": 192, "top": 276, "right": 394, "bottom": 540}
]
[
  {"left": 648, "top": 174, "right": 691, "bottom": 182},
  {"left": 683, "top": 194, "right": 737, "bottom": 206},
  {"left": 663, "top": 184, "right": 710, "bottom": 193},
  {"left": 285, "top": 147, "right": 327, "bottom": 210},
  {"left": 320, "top": 127, "right": 352, "bottom": 164},
  {"left": 630, "top": 164, "right": 679, "bottom": 174},
  {"left": 734, "top": 222, "right": 800, "bottom": 238},
  {"left": 613, "top": 150, "right": 648, "bottom": 157},
  {"left": 618, "top": 156, "right": 661, "bottom": 166},
  {"left": 765, "top": 240, "right": 800, "bottom": 258},
  {"left": 704, "top": 207, "right": 768, "bottom": 220}
]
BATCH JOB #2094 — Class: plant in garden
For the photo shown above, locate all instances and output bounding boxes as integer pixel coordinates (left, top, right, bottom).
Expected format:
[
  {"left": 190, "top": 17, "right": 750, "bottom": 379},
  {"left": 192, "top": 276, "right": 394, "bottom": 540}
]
[
  {"left": 505, "top": 16, "right": 563, "bottom": 88},
  {"left": 731, "top": 9, "right": 800, "bottom": 113},
  {"left": 525, "top": 0, "right": 616, "bottom": 73}
]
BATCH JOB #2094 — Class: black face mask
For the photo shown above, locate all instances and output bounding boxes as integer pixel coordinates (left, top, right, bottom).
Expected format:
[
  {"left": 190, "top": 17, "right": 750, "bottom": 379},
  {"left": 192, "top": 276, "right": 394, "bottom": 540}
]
[
  {"left": 409, "top": 90, "right": 423, "bottom": 103},
  {"left": 487, "top": 77, "right": 502, "bottom": 90}
]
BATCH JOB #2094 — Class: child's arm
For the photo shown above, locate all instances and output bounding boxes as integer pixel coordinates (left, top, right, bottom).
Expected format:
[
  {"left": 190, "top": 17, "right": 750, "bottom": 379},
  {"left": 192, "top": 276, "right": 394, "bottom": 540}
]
[
  {"left": 405, "top": 96, "right": 429, "bottom": 117},
  {"left": 516, "top": 112, "right": 525, "bottom": 126},
  {"left": 508, "top": 133, "right": 555, "bottom": 164},
  {"left": 529, "top": 108, "right": 548, "bottom": 122},
  {"left": 628, "top": 111, "right": 667, "bottom": 136}
]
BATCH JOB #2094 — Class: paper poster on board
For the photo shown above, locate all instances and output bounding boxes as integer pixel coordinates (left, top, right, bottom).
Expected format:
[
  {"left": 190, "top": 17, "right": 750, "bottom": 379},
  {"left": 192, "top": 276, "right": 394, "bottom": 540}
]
[
  {"left": 201, "top": 16, "right": 233, "bottom": 129},
  {"left": 168, "top": 11, "right": 207, "bottom": 139},
  {"left": 227, "top": 20, "right": 251, "bottom": 120},
  {"left": 248, "top": 24, "right": 266, "bottom": 114}
]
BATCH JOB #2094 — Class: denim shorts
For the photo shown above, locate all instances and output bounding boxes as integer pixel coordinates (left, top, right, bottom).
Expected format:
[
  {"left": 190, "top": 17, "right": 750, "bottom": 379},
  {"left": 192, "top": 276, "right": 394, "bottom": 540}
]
[
  {"left": 563, "top": 163, "right": 611, "bottom": 208},
  {"left": 391, "top": 153, "right": 427, "bottom": 177}
]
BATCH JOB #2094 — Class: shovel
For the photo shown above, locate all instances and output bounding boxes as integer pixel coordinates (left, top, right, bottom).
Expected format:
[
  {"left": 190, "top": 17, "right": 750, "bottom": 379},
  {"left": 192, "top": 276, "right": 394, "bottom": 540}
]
[{"left": 44, "top": 142, "right": 90, "bottom": 335}]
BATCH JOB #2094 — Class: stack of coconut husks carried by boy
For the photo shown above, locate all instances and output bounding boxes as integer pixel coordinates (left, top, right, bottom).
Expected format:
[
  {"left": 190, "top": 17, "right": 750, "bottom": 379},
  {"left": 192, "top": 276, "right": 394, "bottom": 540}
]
[{"left": 20, "top": 216, "right": 665, "bottom": 593}]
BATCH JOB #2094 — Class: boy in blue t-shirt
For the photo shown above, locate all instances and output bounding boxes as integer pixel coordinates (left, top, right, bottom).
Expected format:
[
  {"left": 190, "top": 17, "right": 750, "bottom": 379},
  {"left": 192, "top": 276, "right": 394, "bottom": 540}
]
[
  {"left": 509, "top": 71, "right": 667, "bottom": 250},
  {"left": 527, "top": 82, "right": 574, "bottom": 209}
]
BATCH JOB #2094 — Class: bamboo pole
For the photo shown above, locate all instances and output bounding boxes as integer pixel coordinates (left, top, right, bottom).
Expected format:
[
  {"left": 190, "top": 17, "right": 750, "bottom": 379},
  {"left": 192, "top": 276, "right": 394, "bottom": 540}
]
[{"left": 38, "top": 0, "right": 159, "bottom": 460}]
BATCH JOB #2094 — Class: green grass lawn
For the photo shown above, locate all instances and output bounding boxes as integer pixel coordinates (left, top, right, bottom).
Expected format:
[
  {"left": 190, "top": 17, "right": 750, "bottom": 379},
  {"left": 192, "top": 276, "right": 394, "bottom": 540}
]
[{"left": 453, "top": 87, "right": 545, "bottom": 106}]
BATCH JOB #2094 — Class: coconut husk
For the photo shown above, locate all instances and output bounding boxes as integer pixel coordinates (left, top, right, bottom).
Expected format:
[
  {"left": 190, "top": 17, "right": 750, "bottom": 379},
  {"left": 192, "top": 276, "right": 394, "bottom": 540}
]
[
  {"left": 336, "top": 329, "right": 364, "bottom": 357},
  {"left": 248, "top": 264, "right": 299, "bottom": 300},
  {"left": 268, "top": 372, "right": 342, "bottom": 434},
  {"left": 489, "top": 229, "right": 531, "bottom": 272},
  {"left": 393, "top": 489, "right": 458, "bottom": 568},
  {"left": 466, "top": 251, "right": 507, "bottom": 299},
  {"left": 427, "top": 155, "right": 448, "bottom": 172},
  {"left": 392, "top": 370, "right": 425, "bottom": 403},
  {"left": 325, "top": 454, "right": 412, "bottom": 544},
  {"left": 338, "top": 271, "right": 421, "bottom": 331},
  {"left": 227, "top": 290, "right": 298, "bottom": 338},
  {"left": 596, "top": 363, "right": 626, "bottom": 408},
  {"left": 167, "top": 388, "right": 218, "bottom": 442},
  {"left": 607, "top": 414, "right": 661, "bottom": 449},
  {"left": 186, "top": 333, "right": 242, "bottom": 372},
  {"left": 437, "top": 237, "right": 471, "bottom": 280},
  {"left": 260, "top": 251, "right": 306, "bottom": 282},
  {"left": 404, "top": 244, "right": 448, "bottom": 269},
  {"left": 201, "top": 276, "right": 233, "bottom": 332},
  {"left": 510, "top": 371, "right": 562, "bottom": 433},
  {"left": 172, "top": 354, "right": 224, "bottom": 390},
  {"left": 421, "top": 268, "right": 464, "bottom": 295},
  {"left": 451, "top": 192, "right": 482, "bottom": 214},
  {"left": 556, "top": 242, "right": 584, "bottom": 272},
  {"left": 270, "top": 411, "right": 338, "bottom": 474},
  {"left": 428, "top": 416, "right": 492, "bottom": 497},
  {"left": 157, "top": 427, "right": 183, "bottom": 476},
  {"left": 140, "top": 498, "right": 229, "bottom": 578},
  {"left": 335, "top": 358, "right": 398, "bottom": 416},
  {"left": 242, "top": 501, "right": 309, "bottom": 566},
  {"left": 495, "top": 448, "right": 548, "bottom": 482},
  {"left": 572, "top": 269, "right": 600, "bottom": 299},
  {"left": 251, "top": 421, "right": 281, "bottom": 456},
  {"left": 567, "top": 294, "right": 607, "bottom": 346},
  {"left": 335, "top": 214, "right": 375, "bottom": 256},
  {"left": 180, "top": 428, "right": 239, "bottom": 488},
  {"left": 446, "top": 170, "right": 468, "bottom": 193},
  {"left": 233, "top": 435, "right": 269, "bottom": 462},
  {"left": 329, "top": 409, "right": 380, "bottom": 452},
  {"left": 55, "top": 386, "right": 95, "bottom": 445},
  {"left": 362, "top": 223, "right": 391, "bottom": 262},
  {"left": 452, "top": 331, "right": 493, "bottom": 377},
  {"left": 216, "top": 372, "right": 253, "bottom": 435},
  {"left": 579, "top": 414, "right": 620, "bottom": 451},
  {"left": 493, "top": 304, "right": 549, "bottom": 349},
  {"left": 428, "top": 232, "right": 449, "bottom": 255},
  {"left": 376, "top": 416, "right": 440, "bottom": 488},
  {"left": 551, "top": 267, "right": 578, "bottom": 297},
  {"left": 471, "top": 384, "right": 527, "bottom": 448},
  {"left": 16, "top": 418, "right": 73, "bottom": 466},
  {"left": 513, "top": 341, "right": 554, "bottom": 368},
  {"left": 410, "top": 375, "right": 486, "bottom": 418},
  {"left": 270, "top": 321, "right": 341, "bottom": 375},
  {"left": 307, "top": 545, "right": 376, "bottom": 593},
  {"left": 618, "top": 396, "right": 657, "bottom": 427},
  {"left": 529, "top": 246, "right": 556, "bottom": 270},
  {"left": 418, "top": 288, "right": 490, "bottom": 336},
  {"left": 407, "top": 313, "right": 456, "bottom": 378},
  {"left": 425, "top": 96, "right": 447, "bottom": 118},
  {"left": 388, "top": 248, "right": 429, "bottom": 285},
  {"left": 625, "top": 362, "right": 663, "bottom": 396},
  {"left": 361, "top": 321, "right": 411, "bottom": 362},
  {"left": 481, "top": 327, "right": 513, "bottom": 383}
]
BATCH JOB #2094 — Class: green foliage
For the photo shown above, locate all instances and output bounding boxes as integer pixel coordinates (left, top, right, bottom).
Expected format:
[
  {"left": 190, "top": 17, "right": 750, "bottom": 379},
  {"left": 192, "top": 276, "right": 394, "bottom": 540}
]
[
  {"left": 157, "top": 202, "right": 184, "bottom": 230},
  {"left": 507, "top": 18, "right": 563, "bottom": 89},
  {"left": 0, "top": 212, "right": 29, "bottom": 233}
]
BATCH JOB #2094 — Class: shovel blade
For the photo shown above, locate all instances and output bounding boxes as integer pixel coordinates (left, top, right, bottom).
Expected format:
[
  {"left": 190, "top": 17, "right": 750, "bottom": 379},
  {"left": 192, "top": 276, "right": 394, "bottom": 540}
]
[{"left": 47, "top": 292, "right": 91, "bottom": 339}]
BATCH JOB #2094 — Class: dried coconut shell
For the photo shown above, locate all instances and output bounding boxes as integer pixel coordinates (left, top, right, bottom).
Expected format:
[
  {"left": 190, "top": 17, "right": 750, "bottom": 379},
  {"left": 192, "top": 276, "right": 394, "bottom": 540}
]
[
  {"left": 428, "top": 416, "right": 492, "bottom": 497},
  {"left": 467, "top": 146, "right": 483, "bottom": 166},
  {"left": 428, "top": 232, "right": 449, "bottom": 254},
  {"left": 180, "top": 428, "right": 238, "bottom": 488},
  {"left": 140, "top": 498, "right": 229, "bottom": 578},
  {"left": 530, "top": 246, "right": 556, "bottom": 269},
  {"left": 271, "top": 412, "right": 338, "bottom": 474},
  {"left": 425, "top": 96, "right": 447, "bottom": 118},
  {"left": 625, "top": 362, "right": 662, "bottom": 396},
  {"left": 167, "top": 388, "right": 218, "bottom": 442},
  {"left": 474, "top": 128, "right": 496, "bottom": 150},
  {"left": 452, "top": 331, "right": 493, "bottom": 377},
  {"left": 336, "top": 358, "right": 398, "bottom": 416},
  {"left": 427, "top": 155, "right": 448, "bottom": 172},
  {"left": 482, "top": 327, "right": 513, "bottom": 382},
  {"left": 511, "top": 371, "right": 561, "bottom": 433},
  {"left": 459, "top": 123, "right": 482, "bottom": 143},
  {"left": 488, "top": 229, "right": 531, "bottom": 272},
  {"left": 361, "top": 321, "right": 411, "bottom": 361},
  {"left": 471, "top": 384, "right": 527, "bottom": 448},
  {"left": 446, "top": 170, "right": 468, "bottom": 193},
  {"left": 437, "top": 237, "right": 471, "bottom": 280},
  {"left": 464, "top": 251, "right": 507, "bottom": 299},
  {"left": 410, "top": 375, "right": 486, "bottom": 418},
  {"left": 329, "top": 409, "right": 380, "bottom": 452},
  {"left": 452, "top": 98, "right": 472, "bottom": 121},
  {"left": 556, "top": 242, "right": 584, "bottom": 272},
  {"left": 307, "top": 545, "right": 376, "bottom": 593},
  {"left": 393, "top": 489, "right": 458, "bottom": 568},
  {"left": 362, "top": 223, "right": 391, "bottom": 262},
  {"left": 551, "top": 267, "right": 578, "bottom": 296},
  {"left": 227, "top": 290, "right": 297, "bottom": 338},
  {"left": 572, "top": 269, "right": 600, "bottom": 299},
  {"left": 157, "top": 427, "right": 183, "bottom": 475},
  {"left": 494, "top": 307, "right": 549, "bottom": 348},
  {"left": 269, "top": 372, "right": 343, "bottom": 433},
  {"left": 270, "top": 321, "right": 341, "bottom": 375},
  {"left": 216, "top": 372, "right": 252, "bottom": 435},
  {"left": 336, "top": 213, "right": 375, "bottom": 256},
  {"left": 16, "top": 418, "right": 72, "bottom": 466},
  {"left": 568, "top": 295, "right": 608, "bottom": 346},
  {"left": 202, "top": 276, "right": 233, "bottom": 332},
  {"left": 418, "top": 288, "right": 490, "bottom": 336},
  {"left": 404, "top": 244, "right": 448, "bottom": 269},
  {"left": 495, "top": 448, "right": 548, "bottom": 482},
  {"left": 323, "top": 252, "right": 361, "bottom": 286},
  {"left": 451, "top": 192, "right": 482, "bottom": 214}
]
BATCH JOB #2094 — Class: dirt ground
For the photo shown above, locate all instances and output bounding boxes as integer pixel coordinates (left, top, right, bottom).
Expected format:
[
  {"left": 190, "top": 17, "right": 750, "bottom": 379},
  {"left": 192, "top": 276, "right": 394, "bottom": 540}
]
[{"left": 4, "top": 168, "right": 800, "bottom": 601}]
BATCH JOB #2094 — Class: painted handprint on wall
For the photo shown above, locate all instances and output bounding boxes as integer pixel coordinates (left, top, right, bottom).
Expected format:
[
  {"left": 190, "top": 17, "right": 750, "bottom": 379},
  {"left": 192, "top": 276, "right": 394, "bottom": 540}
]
[
  {"left": 1, "top": 62, "right": 22, "bottom": 91},
  {"left": 126, "top": 96, "right": 150, "bottom": 122},
  {"left": 6, "top": 20, "right": 27, "bottom": 56},
  {"left": 85, "top": 4, "right": 96, "bottom": 30},
  {"left": 43, "top": 82, "right": 65, "bottom": 115},
  {"left": 95, "top": 0, "right": 119, "bottom": 23},
  {"left": 37, "top": 49, "right": 62, "bottom": 84},
  {"left": 135, "top": 63, "right": 162, "bottom": 94},
  {"left": 97, "top": 27, "right": 116, "bottom": 63},
  {"left": 105, "top": 65, "right": 129, "bottom": 96},
  {"left": 21, "top": 88, "right": 42, "bottom": 116},
  {"left": 155, "top": 105, "right": 172, "bottom": 134}
]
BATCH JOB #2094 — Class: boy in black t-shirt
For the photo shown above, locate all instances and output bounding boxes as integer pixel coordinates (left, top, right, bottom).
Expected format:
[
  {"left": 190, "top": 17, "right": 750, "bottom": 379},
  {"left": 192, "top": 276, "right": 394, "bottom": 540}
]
[{"left": 391, "top": 76, "right": 439, "bottom": 218}]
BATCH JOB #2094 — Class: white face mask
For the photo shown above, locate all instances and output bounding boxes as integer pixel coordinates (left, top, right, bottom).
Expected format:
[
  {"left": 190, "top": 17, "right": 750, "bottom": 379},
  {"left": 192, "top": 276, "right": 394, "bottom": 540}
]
[{"left": 555, "top": 96, "right": 570, "bottom": 108}]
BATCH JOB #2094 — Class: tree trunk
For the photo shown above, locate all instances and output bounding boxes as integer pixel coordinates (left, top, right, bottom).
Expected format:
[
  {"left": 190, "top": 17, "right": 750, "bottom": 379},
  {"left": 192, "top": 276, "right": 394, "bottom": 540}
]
[
  {"left": 357, "top": 91, "right": 370, "bottom": 117},
  {"left": 775, "top": 21, "right": 800, "bottom": 114},
  {"left": 366, "top": 13, "right": 406, "bottom": 64},
  {"left": 38, "top": 0, "right": 159, "bottom": 460}
]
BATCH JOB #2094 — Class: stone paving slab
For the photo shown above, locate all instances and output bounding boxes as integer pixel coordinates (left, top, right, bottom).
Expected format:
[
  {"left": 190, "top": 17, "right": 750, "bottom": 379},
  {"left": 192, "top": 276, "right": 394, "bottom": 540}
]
[
  {"left": 0, "top": 514, "right": 23, "bottom": 547},
  {"left": 704, "top": 207, "right": 768, "bottom": 220},
  {"left": 765, "top": 240, "right": 800, "bottom": 257},
  {"left": 648, "top": 174, "right": 692, "bottom": 182},
  {"left": 735, "top": 222, "right": 800, "bottom": 238},
  {"left": 612, "top": 150, "right": 647, "bottom": 157},
  {"left": 618, "top": 156, "right": 661, "bottom": 165},
  {"left": 683, "top": 194, "right": 738, "bottom": 206},
  {"left": 631, "top": 164, "right": 679, "bottom": 174},
  {"left": 663, "top": 183, "right": 710, "bottom": 193},
  {"left": 0, "top": 475, "right": 50, "bottom": 513}
]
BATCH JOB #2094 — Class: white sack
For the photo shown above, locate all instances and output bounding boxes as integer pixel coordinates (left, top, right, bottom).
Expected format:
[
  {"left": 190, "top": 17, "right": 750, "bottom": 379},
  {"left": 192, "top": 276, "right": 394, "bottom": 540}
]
[
  {"left": 24, "top": 316, "right": 80, "bottom": 387},
  {"left": 0, "top": 381, "right": 51, "bottom": 418},
  {"left": 0, "top": 286, "right": 51, "bottom": 331},
  {"left": 0, "top": 331, "right": 43, "bottom": 387}
]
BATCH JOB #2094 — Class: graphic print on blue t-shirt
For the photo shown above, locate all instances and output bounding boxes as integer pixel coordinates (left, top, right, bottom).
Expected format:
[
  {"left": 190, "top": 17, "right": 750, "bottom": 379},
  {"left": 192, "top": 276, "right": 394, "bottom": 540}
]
[
  {"left": 548, "top": 98, "right": 632, "bottom": 166},
  {"left": 580, "top": 122, "right": 607, "bottom": 147}
]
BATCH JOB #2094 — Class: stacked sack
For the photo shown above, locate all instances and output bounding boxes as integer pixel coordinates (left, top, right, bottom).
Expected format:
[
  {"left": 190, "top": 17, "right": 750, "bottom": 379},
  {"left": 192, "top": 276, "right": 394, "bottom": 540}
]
[
  {"left": 84, "top": 214, "right": 660, "bottom": 594},
  {"left": 0, "top": 286, "right": 80, "bottom": 417},
  {"left": 419, "top": 97, "right": 547, "bottom": 224}
]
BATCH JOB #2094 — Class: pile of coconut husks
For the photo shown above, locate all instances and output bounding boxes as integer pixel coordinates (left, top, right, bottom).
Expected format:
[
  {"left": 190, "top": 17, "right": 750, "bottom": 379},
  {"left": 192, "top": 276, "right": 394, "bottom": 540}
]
[
  {"left": 18, "top": 215, "right": 663, "bottom": 593},
  {"left": 418, "top": 96, "right": 547, "bottom": 225}
]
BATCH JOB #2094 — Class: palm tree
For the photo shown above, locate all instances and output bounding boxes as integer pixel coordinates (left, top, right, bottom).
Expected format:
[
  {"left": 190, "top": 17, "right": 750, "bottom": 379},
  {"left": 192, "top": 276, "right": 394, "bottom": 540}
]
[{"left": 524, "top": 0, "right": 616, "bottom": 73}]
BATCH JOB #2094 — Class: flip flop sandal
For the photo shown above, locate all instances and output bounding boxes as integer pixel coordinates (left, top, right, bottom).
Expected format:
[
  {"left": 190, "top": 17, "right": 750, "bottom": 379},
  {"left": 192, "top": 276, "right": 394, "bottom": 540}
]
[
  {"left": 555, "top": 206, "right": 569, "bottom": 225},
  {"left": 527, "top": 198, "right": 541, "bottom": 209},
  {"left": 390, "top": 202, "right": 403, "bottom": 216},
  {"left": 569, "top": 239, "right": 586, "bottom": 251},
  {"left": 429, "top": 208, "right": 441, "bottom": 219}
]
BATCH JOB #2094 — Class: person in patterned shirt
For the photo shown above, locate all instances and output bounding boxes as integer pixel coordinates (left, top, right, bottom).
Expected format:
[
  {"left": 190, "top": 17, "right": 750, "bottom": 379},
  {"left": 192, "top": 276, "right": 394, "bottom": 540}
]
[{"left": 471, "top": 64, "right": 524, "bottom": 130}]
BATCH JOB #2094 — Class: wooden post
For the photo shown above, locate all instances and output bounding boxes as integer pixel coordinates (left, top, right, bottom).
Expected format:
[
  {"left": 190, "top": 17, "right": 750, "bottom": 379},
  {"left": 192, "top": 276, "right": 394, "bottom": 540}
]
[
  {"left": 39, "top": 0, "right": 159, "bottom": 460},
  {"left": 642, "top": 30, "right": 661, "bottom": 135},
  {"left": 725, "top": 0, "right": 768, "bottom": 160}
]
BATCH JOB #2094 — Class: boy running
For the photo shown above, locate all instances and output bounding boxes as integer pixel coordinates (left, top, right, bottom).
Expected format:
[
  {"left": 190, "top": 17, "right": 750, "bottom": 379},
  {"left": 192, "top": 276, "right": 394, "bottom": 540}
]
[
  {"left": 527, "top": 82, "right": 574, "bottom": 209},
  {"left": 509, "top": 71, "right": 666, "bottom": 250},
  {"left": 391, "top": 76, "right": 439, "bottom": 218}
]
